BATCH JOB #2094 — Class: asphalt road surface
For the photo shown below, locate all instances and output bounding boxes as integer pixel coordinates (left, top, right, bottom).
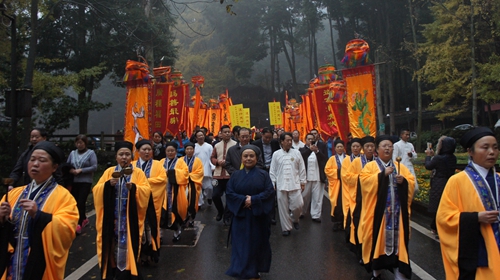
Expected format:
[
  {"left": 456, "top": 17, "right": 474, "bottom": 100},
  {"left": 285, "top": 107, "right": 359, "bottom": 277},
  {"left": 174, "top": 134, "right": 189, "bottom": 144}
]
[{"left": 64, "top": 192, "right": 444, "bottom": 280}]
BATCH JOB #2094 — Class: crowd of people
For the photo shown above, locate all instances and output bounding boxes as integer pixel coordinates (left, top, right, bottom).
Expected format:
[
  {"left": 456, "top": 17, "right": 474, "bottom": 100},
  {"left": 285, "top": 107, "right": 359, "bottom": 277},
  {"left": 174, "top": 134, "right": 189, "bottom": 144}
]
[{"left": 0, "top": 125, "right": 499, "bottom": 280}]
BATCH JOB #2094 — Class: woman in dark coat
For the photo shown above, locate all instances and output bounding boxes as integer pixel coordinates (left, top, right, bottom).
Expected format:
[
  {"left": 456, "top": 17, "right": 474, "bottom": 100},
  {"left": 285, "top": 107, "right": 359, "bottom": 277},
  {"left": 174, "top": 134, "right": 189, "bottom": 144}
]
[
  {"left": 424, "top": 136, "right": 457, "bottom": 236},
  {"left": 226, "top": 145, "right": 275, "bottom": 279}
]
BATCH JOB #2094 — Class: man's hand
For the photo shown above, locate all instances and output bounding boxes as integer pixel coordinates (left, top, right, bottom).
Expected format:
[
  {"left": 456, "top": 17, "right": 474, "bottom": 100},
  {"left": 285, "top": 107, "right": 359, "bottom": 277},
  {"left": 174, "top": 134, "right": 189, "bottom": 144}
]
[
  {"left": 478, "top": 211, "right": 500, "bottom": 224},
  {"left": 218, "top": 159, "right": 226, "bottom": 166},
  {"left": 300, "top": 184, "right": 305, "bottom": 192},
  {"left": 385, "top": 167, "right": 394, "bottom": 176},
  {"left": 407, "top": 152, "right": 413, "bottom": 157},
  {"left": 18, "top": 199, "right": 38, "bottom": 218},
  {"left": 310, "top": 145, "right": 319, "bottom": 153},
  {"left": 395, "top": 174, "right": 404, "bottom": 184},
  {"left": 0, "top": 202, "right": 11, "bottom": 222},
  {"left": 110, "top": 178, "right": 119, "bottom": 186},
  {"left": 244, "top": 195, "right": 252, "bottom": 208}
]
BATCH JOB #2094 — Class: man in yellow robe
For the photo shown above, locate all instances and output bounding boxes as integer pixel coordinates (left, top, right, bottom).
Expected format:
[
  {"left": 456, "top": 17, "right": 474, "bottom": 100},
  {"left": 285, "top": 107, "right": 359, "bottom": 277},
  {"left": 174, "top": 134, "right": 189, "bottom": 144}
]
[
  {"left": 359, "top": 135, "right": 415, "bottom": 280},
  {"left": 349, "top": 136, "right": 376, "bottom": 262},
  {"left": 437, "top": 127, "right": 500, "bottom": 279},
  {"left": 183, "top": 142, "right": 204, "bottom": 227},
  {"left": 340, "top": 138, "right": 362, "bottom": 246},
  {"left": 160, "top": 141, "right": 190, "bottom": 242},
  {"left": 0, "top": 141, "right": 78, "bottom": 280},
  {"left": 93, "top": 141, "right": 152, "bottom": 279},
  {"left": 325, "top": 139, "right": 346, "bottom": 231},
  {"left": 132, "top": 139, "right": 166, "bottom": 264}
]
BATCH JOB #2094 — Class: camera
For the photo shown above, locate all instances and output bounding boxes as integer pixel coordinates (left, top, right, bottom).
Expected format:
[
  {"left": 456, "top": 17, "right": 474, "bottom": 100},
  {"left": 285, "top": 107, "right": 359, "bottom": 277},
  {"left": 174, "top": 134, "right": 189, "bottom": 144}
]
[{"left": 311, "top": 140, "right": 316, "bottom": 145}]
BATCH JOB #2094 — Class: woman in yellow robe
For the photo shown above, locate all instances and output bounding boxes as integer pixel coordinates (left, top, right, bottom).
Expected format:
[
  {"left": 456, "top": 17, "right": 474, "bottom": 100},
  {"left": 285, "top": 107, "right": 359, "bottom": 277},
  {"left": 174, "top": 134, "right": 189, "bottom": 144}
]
[
  {"left": 0, "top": 141, "right": 78, "bottom": 280},
  {"left": 132, "top": 139, "right": 167, "bottom": 264},
  {"left": 359, "top": 135, "right": 415, "bottom": 280},
  {"left": 437, "top": 127, "right": 500, "bottom": 279},
  {"left": 93, "top": 141, "right": 152, "bottom": 279},
  {"left": 340, "top": 138, "right": 362, "bottom": 246},
  {"left": 325, "top": 140, "right": 346, "bottom": 231},
  {"left": 159, "top": 142, "right": 189, "bottom": 242},
  {"left": 183, "top": 142, "right": 204, "bottom": 226}
]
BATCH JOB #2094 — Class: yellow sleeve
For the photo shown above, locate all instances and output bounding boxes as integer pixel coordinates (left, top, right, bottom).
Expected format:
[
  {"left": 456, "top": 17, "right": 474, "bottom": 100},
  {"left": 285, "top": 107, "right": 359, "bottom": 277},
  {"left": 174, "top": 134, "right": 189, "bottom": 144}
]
[
  {"left": 92, "top": 167, "right": 114, "bottom": 268},
  {"left": 325, "top": 156, "right": 339, "bottom": 180},
  {"left": 42, "top": 186, "right": 79, "bottom": 280},
  {"left": 344, "top": 158, "right": 361, "bottom": 187},
  {"left": 173, "top": 159, "right": 189, "bottom": 185},
  {"left": 341, "top": 157, "right": 352, "bottom": 185},
  {"left": 190, "top": 158, "right": 205, "bottom": 185},
  {"left": 148, "top": 160, "right": 167, "bottom": 186}
]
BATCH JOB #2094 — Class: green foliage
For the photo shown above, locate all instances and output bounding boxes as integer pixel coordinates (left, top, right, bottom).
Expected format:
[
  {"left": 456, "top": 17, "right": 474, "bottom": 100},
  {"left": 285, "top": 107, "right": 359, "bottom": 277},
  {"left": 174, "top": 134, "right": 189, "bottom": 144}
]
[{"left": 419, "top": 0, "right": 500, "bottom": 120}]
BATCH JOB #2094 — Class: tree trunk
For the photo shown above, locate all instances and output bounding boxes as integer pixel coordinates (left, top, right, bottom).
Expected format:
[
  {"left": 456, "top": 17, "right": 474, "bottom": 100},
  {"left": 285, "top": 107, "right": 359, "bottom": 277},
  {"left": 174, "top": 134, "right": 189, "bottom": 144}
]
[
  {"left": 308, "top": 33, "right": 313, "bottom": 79},
  {"left": 375, "top": 48, "right": 384, "bottom": 135},
  {"left": 408, "top": 0, "right": 423, "bottom": 151},
  {"left": 20, "top": 0, "right": 39, "bottom": 149},
  {"left": 270, "top": 27, "right": 275, "bottom": 92},
  {"left": 384, "top": 1, "right": 396, "bottom": 135},
  {"left": 313, "top": 34, "right": 319, "bottom": 75},
  {"left": 328, "top": 16, "right": 337, "bottom": 68}
]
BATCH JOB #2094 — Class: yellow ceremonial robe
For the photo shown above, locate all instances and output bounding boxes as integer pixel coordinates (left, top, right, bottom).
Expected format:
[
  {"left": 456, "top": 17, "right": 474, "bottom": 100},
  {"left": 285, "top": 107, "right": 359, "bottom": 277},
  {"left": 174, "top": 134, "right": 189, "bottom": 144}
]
[
  {"left": 325, "top": 156, "right": 342, "bottom": 217},
  {"left": 437, "top": 171, "right": 500, "bottom": 280},
  {"left": 183, "top": 156, "right": 204, "bottom": 214},
  {"left": 159, "top": 158, "right": 190, "bottom": 225},
  {"left": 359, "top": 161, "right": 415, "bottom": 277},
  {"left": 341, "top": 155, "right": 358, "bottom": 244},
  {"left": 93, "top": 167, "right": 151, "bottom": 279},
  {"left": 1, "top": 184, "right": 78, "bottom": 280},
  {"left": 132, "top": 159, "right": 166, "bottom": 247}
]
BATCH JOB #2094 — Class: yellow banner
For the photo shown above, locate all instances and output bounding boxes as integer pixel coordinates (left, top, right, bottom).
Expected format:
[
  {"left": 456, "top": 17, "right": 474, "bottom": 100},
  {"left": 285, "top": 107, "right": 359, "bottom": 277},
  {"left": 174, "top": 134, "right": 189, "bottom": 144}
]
[
  {"left": 242, "top": 108, "right": 250, "bottom": 128},
  {"left": 124, "top": 86, "right": 149, "bottom": 154},
  {"left": 268, "top": 102, "right": 282, "bottom": 125},
  {"left": 229, "top": 104, "right": 244, "bottom": 127},
  {"left": 343, "top": 65, "right": 377, "bottom": 138}
]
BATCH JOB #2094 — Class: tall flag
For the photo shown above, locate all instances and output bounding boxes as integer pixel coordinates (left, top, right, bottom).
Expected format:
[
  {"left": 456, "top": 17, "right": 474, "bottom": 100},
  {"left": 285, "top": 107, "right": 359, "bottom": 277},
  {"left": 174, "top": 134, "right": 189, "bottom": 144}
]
[
  {"left": 150, "top": 66, "right": 172, "bottom": 136},
  {"left": 166, "top": 83, "right": 187, "bottom": 136},
  {"left": 123, "top": 60, "right": 150, "bottom": 152},
  {"left": 326, "top": 81, "right": 350, "bottom": 141},
  {"left": 342, "top": 65, "right": 377, "bottom": 137}
]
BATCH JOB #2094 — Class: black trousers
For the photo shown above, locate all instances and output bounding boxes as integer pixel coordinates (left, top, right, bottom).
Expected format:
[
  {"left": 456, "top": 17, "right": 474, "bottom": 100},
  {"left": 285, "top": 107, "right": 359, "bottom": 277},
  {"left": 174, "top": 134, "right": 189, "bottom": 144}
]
[
  {"left": 71, "top": 182, "right": 92, "bottom": 225},
  {"left": 213, "top": 179, "right": 231, "bottom": 219}
]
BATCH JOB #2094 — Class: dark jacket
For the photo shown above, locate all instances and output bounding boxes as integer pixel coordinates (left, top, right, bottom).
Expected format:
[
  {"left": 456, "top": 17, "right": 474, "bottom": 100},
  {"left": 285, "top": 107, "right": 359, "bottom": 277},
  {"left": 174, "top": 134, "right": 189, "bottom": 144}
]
[
  {"left": 224, "top": 144, "right": 265, "bottom": 175},
  {"left": 316, "top": 140, "right": 328, "bottom": 156},
  {"left": 9, "top": 146, "right": 34, "bottom": 186},
  {"left": 251, "top": 139, "right": 280, "bottom": 168},
  {"left": 425, "top": 137, "right": 457, "bottom": 213},
  {"left": 299, "top": 145, "right": 328, "bottom": 183}
]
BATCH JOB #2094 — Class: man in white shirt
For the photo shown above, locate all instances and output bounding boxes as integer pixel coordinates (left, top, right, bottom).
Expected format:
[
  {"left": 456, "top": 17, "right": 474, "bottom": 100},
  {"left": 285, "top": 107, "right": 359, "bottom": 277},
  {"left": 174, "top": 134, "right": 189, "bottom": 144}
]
[
  {"left": 299, "top": 133, "right": 328, "bottom": 222},
  {"left": 292, "top": 130, "right": 305, "bottom": 149},
  {"left": 270, "top": 132, "right": 307, "bottom": 236},
  {"left": 194, "top": 130, "right": 214, "bottom": 206},
  {"left": 393, "top": 129, "right": 418, "bottom": 192}
]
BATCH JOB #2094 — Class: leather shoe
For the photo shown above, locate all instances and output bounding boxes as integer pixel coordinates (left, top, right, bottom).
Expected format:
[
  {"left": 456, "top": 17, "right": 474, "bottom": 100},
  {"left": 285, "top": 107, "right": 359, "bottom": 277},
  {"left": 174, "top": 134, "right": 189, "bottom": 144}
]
[
  {"left": 312, "top": 218, "right": 321, "bottom": 223},
  {"left": 293, "top": 222, "right": 300, "bottom": 230},
  {"left": 216, "top": 213, "right": 223, "bottom": 221},
  {"left": 271, "top": 219, "right": 276, "bottom": 225},
  {"left": 207, "top": 199, "right": 213, "bottom": 205},
  {"left": 282, "top": 230, "right": 290, "bottom": 236}
]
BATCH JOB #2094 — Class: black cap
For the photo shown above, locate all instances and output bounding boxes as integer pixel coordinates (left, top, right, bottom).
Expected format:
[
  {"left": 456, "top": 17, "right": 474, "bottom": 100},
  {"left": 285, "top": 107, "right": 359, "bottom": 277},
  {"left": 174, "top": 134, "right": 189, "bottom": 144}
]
[
  {"left": 351, "top": 138, "right": 362, "bottom": 145},
  {"left": 375, "top": 135, "right": 394, "bottom": 147},
  {"left": 361, "top": 136, "right": 375, "bottom": 146},
  {"left": 165, "top": 141, "right": 179, "bottom": 149},
  {"left": 241, "top": 144, "right": 261, "bottom": 157},
  {"left": 32, "top": 141, "right": 65, "bottom": 164},
  {"left": 135, "top": 139, "right": 152, "bottom": 150},
  {"left": 334, "top": 139, "right": 345, "bottom": 147},
  {"left": 460, "top": 127, "right": 495, "bottom": 149},
  {"left": 184, "top": 142, "right": 195, "bottom": 149},
  {"left": 115, "top": 141, "right": 134, "bottom": 152}
]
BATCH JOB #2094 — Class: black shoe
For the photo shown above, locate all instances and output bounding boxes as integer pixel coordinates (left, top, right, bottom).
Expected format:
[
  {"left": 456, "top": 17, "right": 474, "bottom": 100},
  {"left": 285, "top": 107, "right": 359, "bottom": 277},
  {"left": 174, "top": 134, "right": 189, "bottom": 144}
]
[
  {"left": 207, "top": 199, "right": 212, "bottom": 205},
  {"left": 370, "top": 275, "right": 382, "bottom": 280},
  {"left": 312, "top": 218, "right": 321, "bottom": 223},
  {"left": 282, "top": 230, "right": 291, "bottom": 236},
  {"left": 172, "top": 234, "right": 181, "bottom": 243},
  {"left": 293, "top": 222, "right": 300, "bottom": 230},
  {"left": 224, "top": 217, "right": 231, "bottom": 226},
  {"left": 188, "top": 221, "right": 195, "bottom": 228},
  {"left": 216, "top": 213, "right": 223, "bottom": 221},
  {"left": 299, "top": 214, "right": 304, "bottom": 219},
  {"left": 271, "top": 219, "right": 276, "bottom": 225}
]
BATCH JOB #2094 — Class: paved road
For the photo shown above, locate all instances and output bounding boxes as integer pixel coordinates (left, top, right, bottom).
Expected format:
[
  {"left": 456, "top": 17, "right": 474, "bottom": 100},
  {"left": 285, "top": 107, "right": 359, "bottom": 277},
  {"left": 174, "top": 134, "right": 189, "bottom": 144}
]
[{"left": 64, "top": 194, "right": 444, "bottom": 280}]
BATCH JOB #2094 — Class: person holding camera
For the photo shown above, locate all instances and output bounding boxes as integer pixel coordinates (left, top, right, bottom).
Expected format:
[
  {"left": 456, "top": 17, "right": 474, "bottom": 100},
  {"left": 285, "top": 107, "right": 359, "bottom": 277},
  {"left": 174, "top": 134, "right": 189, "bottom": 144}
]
[
  {"left": 393, "top": 129, "right": 418, "bottom": 192},
  {"left": 437, "top": 127, "right": 500, "bottom": 279},
  {"left": 299, "top": 133, "right": 328, "bottom": 223}
]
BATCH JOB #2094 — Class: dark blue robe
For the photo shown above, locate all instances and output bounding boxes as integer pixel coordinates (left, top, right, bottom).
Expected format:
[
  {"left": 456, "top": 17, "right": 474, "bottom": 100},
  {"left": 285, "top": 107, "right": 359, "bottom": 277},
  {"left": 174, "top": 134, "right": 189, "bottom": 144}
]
[{"left": 225, "top": 167, "right": 275, "bottom": 279}]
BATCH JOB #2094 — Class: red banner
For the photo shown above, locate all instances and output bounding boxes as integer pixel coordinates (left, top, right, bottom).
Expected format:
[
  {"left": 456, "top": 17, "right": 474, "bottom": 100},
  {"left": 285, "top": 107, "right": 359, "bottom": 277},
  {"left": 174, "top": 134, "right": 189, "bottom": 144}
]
[
  {"left": 166, "top": 84, "right": 186, "bottom": 136},
  {"left": 310, "top": 85, "right": 338, "bottom": 138},
  {"left": 150, "top": 82, "right": 171, "bottom": 135}
]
